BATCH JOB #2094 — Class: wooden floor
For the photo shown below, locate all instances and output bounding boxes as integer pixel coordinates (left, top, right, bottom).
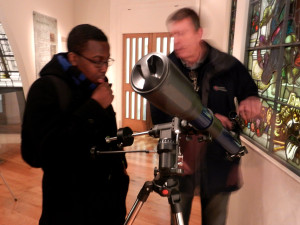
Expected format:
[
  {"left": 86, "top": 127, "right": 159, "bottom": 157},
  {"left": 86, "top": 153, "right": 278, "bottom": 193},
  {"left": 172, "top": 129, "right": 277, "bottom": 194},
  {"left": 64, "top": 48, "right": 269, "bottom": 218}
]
[{"left": 0, "top": 133, "right": 201, "bottom": 225}]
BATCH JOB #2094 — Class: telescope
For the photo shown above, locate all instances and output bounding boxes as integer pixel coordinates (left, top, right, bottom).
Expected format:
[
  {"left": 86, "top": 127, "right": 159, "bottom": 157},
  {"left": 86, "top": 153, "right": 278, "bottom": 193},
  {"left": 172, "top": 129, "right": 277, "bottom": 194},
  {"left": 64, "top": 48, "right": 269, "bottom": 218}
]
[
  {"left": 130, "top": 52, "right": 246, "bottom": 158},
  {"left": 101, "top": 52, "right": 247, "bottom": 225}
]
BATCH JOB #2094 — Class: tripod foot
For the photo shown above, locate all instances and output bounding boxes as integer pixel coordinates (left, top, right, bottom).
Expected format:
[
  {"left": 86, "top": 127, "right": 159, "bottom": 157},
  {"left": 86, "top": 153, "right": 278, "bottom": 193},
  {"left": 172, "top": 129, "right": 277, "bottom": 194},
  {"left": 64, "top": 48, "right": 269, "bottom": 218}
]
[{"left": 0, "top": 172, "right": 18, "bottom": 201}]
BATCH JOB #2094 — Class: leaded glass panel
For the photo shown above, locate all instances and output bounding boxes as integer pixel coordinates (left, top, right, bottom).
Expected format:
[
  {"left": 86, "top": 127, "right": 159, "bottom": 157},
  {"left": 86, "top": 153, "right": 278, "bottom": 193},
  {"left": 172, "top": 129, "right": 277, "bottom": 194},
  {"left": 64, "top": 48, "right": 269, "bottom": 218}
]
[{"left": 245, "top": 0, "right": 300, "bottom": 175}]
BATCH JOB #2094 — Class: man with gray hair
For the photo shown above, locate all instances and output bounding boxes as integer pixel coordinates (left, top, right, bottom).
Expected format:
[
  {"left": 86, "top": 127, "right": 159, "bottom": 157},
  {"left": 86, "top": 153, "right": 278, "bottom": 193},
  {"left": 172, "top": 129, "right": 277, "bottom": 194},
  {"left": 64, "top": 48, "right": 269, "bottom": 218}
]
[{"left": 151, "top": 8, "right": 261, "bottom": 225}]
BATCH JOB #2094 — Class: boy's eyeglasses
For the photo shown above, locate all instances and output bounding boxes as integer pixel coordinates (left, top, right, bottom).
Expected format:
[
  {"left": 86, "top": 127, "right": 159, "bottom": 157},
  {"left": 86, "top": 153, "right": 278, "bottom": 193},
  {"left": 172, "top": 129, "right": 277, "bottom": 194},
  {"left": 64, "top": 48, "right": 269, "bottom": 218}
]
[{"left": 74, "top": 52, "right": 114, "bottom": 67}]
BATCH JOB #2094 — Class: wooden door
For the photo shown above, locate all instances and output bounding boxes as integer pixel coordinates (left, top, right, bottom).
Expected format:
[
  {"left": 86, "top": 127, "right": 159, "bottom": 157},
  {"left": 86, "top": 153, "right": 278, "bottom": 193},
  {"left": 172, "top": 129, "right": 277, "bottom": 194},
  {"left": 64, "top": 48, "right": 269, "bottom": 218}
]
[{"left": 122, "top": 33, "right": 173, "bottom": 132}]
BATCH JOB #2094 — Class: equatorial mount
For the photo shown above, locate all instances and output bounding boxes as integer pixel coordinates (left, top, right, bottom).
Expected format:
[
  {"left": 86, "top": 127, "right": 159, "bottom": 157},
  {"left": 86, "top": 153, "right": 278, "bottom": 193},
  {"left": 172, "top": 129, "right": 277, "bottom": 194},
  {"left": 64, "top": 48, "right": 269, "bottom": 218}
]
[{"left": 97, "top": 115, "right": 248, "bottom": 225}]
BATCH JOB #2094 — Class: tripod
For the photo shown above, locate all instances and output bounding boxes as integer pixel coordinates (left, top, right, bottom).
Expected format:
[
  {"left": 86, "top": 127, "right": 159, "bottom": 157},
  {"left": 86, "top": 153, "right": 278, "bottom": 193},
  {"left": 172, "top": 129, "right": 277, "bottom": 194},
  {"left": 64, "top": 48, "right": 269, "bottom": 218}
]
[
  {"left": 105, "top": 117, "right": 185, "bottom": 225},
  {"left": 102, "top": 113, "right": 247, "bottom": 224},
  {"left": 125, "top": 173, "right": 183, "bottom": 225}
]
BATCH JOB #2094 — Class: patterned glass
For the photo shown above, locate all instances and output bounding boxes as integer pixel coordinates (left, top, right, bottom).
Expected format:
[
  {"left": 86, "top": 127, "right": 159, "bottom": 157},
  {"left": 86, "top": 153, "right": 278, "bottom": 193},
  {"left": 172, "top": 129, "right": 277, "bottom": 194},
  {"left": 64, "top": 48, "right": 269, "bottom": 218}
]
[{"left": 245, "top": 0, "right": 300, "bottom": 175}]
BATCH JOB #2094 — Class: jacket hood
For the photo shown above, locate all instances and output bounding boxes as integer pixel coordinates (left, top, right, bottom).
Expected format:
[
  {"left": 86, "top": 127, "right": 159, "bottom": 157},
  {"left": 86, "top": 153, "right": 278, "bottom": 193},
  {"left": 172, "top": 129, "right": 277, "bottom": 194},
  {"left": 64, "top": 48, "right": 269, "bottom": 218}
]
[{"left": 39, "top": 53, "right": 71, "bottom": 81}]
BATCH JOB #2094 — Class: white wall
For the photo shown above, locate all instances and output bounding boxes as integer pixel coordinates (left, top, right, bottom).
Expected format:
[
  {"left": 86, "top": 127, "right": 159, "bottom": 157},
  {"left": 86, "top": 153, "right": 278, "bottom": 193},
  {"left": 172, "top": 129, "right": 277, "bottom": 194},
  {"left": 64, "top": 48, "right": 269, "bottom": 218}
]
[
  {"left": 227, "top": 137, "right": 300, "bottom": 225},
  {"left": 0, "top": 0, "right": 75, "bottom": 95},
  {"left": 73, "top": 0, "right": 110, "bottom": 36},
  {"left": 200, "top": 0, "right": 232, "bottom": 52}
]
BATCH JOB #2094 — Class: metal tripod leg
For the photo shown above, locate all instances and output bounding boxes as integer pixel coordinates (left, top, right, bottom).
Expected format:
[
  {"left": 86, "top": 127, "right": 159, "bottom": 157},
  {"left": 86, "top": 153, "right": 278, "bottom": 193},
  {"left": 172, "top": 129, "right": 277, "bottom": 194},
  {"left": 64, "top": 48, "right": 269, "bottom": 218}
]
[
  {"left": 124, "top": 179, "right": 184, "bottom": 225},
  {"left": 124, "top": 181, "right": 153, "bottom": 225},
  {"left": 169, "top": 190, "right": 184, "bottom": 225},
  {"left": 0, "top": 171, "right": 17, "bottom": 201}
]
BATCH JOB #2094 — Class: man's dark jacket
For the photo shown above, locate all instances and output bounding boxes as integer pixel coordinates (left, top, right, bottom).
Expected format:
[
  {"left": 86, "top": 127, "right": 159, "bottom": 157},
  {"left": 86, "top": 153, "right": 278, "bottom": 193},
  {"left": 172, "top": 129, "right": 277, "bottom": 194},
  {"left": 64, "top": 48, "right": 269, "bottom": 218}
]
[
  {"left": 150, "top": 43, "right": 258, "bottom": 197},
  {"left": 21, "top": 53, "right": 129, "bottom": 225}
]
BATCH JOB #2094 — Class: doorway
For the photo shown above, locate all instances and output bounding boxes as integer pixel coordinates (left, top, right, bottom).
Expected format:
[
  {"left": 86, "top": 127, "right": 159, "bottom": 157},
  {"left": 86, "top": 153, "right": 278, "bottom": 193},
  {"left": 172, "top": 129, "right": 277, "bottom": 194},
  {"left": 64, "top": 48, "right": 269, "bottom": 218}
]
[{"left": 122, "top": 32, "right": 174, "bottom": 132}]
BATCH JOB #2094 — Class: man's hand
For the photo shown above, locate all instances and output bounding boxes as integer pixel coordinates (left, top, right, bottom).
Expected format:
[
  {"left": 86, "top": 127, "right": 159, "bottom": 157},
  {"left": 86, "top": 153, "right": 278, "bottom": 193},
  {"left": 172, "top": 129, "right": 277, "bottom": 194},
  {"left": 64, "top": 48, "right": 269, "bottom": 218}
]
[
  {"left": 91, "top": 78, "right": 114, "bottom": 108},
  {"left": 238, "top": 96, "right": 261, "bottom": 120},
  {"left": 215, "top": 113, "right": 233, "bottom": 130}
]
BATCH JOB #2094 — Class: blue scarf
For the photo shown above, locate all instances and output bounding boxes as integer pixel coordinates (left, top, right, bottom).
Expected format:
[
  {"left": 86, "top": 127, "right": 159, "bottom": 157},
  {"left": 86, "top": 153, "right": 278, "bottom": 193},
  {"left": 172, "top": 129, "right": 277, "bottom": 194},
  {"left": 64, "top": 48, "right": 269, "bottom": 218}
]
[{"left": 57, "top": 54, "right": 97, "bottom": 91}]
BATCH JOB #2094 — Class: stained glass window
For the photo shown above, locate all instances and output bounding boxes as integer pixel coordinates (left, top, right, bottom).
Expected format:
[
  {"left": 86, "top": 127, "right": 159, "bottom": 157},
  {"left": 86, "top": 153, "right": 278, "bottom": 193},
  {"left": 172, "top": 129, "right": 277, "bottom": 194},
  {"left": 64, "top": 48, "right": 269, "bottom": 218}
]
[{"left": 245, "top": 0, "right": 300, "bottom": 175}]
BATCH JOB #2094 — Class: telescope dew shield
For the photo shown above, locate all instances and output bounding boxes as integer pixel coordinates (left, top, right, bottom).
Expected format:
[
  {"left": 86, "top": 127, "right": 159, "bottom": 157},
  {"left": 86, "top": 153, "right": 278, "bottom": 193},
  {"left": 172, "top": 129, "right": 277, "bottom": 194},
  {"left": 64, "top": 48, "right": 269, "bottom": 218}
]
[{"left": 130, "top": 52, "right": 245, "bottom": 155}]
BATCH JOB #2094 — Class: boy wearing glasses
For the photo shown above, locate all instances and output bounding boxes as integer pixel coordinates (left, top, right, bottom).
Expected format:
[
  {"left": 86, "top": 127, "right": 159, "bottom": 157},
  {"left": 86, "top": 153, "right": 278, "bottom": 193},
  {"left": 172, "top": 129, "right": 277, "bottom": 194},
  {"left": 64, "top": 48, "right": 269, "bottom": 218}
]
[{"left": 21, "top": 24, "right": 129, "bottom": 225}]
